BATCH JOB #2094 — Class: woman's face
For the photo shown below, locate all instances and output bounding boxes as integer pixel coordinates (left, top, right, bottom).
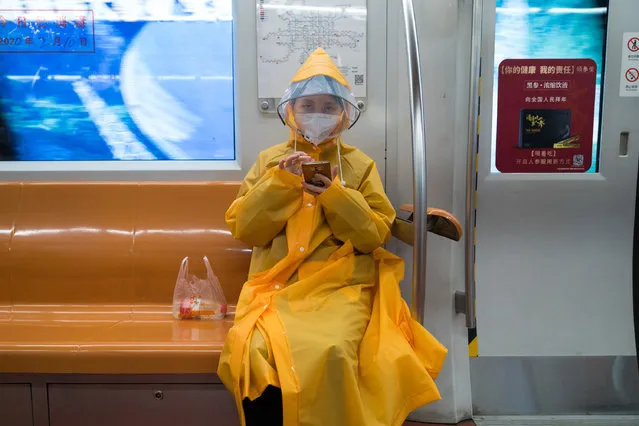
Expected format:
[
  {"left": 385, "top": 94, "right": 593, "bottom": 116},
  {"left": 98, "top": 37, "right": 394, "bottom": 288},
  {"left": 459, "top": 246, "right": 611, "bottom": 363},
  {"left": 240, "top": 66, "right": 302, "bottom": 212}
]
[
  {"left": 293, "top": 95, "right": 343, "bottom": 116},
  {"left": 290, "top": 95, "right": 345, "bottom": 143}
]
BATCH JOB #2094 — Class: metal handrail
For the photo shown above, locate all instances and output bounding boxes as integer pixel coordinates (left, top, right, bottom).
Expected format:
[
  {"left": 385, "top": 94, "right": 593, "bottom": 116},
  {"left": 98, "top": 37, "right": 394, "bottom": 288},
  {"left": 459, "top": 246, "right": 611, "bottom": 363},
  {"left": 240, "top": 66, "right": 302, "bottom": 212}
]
[
  {"left": 464, "top": 0, "right": 482, "bottom": 328},
  {"left": 401, "top": 0, "right": 428, "bottom": 324}
]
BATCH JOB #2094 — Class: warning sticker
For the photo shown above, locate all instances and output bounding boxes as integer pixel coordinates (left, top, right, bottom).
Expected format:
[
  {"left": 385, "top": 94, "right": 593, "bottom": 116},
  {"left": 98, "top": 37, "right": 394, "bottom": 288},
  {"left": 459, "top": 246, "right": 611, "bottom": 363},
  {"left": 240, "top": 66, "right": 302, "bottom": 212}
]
[{"left": 621, "top": 33, "right": 639, "bottom": 97}]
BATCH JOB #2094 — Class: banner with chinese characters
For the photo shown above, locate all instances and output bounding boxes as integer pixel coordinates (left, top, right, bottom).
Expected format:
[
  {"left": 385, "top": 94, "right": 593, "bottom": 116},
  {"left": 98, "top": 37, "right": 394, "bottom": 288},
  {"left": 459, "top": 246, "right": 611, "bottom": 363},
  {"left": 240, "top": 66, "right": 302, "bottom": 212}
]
[
  {"left": 0, "top": 10, "right": 94, "bottom": 53},
  {"left": 496, "top": 59, "right": 597, "bottom": 173}
]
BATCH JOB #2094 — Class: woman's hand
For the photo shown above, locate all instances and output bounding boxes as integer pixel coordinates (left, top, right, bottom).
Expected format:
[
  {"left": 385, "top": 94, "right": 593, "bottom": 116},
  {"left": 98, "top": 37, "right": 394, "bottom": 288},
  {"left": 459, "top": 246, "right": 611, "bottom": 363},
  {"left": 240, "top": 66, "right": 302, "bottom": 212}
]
[
  {"left": 279, "top": 152, "right": 313, "bottom": 176},
  {"left": 303, "top": 166, "right": 339, "bottom": 197}
]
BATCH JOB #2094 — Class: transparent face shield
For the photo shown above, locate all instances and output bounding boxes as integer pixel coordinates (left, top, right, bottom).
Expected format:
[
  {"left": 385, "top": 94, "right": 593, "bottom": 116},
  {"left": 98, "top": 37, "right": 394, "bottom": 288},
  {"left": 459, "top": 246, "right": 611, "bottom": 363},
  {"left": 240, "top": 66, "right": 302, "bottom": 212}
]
[{"left": 277, "top": 75, "right": 361, "bottom": 145}]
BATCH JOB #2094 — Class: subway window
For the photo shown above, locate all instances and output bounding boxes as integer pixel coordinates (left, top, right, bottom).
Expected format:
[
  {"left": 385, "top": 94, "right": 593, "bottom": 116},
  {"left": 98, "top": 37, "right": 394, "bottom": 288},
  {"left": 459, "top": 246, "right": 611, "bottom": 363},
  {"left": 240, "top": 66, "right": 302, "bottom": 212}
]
[
  {"left": 491, "top": 0, "right": 609, "bottom": 174},
  {"left": 0, "top": 1, "right": 235, "bottom": 162}
]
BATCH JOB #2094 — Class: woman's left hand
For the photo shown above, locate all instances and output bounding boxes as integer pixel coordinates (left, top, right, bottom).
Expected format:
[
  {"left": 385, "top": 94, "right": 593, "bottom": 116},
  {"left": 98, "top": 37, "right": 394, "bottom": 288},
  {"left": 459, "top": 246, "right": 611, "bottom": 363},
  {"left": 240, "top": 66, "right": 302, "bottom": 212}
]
[{"left": 303, "top": 166, "right": 339, "bottom": 197}]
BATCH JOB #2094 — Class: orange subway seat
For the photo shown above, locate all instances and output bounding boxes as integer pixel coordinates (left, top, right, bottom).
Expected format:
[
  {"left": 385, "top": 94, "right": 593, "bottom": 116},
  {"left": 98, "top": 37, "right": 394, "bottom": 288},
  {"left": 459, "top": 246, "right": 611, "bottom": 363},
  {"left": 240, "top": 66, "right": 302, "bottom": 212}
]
[{"left": 0, "top": 182, "right": 250, "bottom": 374}]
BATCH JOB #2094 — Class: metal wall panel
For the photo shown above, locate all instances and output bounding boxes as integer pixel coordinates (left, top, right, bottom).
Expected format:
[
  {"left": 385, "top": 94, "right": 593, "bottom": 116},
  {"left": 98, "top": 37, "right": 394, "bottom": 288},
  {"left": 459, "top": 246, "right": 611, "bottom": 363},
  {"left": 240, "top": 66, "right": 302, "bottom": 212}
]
[{"left": 471, "top": 357, "right": 639, "bottom": 416}]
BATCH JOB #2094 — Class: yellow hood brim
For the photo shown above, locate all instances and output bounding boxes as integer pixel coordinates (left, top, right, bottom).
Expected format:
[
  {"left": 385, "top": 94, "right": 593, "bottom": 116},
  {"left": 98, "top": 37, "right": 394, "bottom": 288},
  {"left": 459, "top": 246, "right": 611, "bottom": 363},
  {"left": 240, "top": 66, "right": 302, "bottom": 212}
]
[{"left": 291, "top": 48, "right": 350, "bottom": 88}]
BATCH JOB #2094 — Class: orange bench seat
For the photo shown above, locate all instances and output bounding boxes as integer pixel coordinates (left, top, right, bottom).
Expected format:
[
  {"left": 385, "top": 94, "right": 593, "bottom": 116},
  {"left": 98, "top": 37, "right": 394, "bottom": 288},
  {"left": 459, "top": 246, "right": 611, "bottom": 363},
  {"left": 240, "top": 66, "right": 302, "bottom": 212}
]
[
  {"left": 0, "top": 305, "right": 236, "bottom": 375},
  {"left": 0, "top": 182, "right": 250, "bottom": 375}
]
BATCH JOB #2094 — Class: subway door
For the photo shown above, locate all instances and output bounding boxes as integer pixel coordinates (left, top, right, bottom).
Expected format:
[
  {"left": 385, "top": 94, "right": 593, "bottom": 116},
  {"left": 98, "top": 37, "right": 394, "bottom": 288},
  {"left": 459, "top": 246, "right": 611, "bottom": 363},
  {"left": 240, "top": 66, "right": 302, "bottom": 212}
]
[
  {"left": 634, "top": 152, "right": 639, "bottom": 371},
  {"left": 472, "top": 0, "right": 639, "bottom": 417},
  {"left": 385, "top": 0, "right": 474, "bottom": 423}
]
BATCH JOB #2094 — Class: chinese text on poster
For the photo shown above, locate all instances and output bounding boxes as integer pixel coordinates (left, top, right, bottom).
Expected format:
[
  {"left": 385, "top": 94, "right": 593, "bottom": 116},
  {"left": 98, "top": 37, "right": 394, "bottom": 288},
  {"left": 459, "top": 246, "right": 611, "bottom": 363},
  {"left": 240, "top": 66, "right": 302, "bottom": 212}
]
[{"left": 496, "top": 59, "right": 597, "bottom": 173}]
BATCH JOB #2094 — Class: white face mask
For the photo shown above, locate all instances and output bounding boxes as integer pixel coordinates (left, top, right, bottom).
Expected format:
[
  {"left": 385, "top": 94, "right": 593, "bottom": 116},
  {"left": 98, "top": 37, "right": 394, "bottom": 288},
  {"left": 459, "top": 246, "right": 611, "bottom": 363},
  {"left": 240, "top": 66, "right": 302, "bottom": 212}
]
[{"left": 296, "top": 113, "right": 340, "bottom": 145}]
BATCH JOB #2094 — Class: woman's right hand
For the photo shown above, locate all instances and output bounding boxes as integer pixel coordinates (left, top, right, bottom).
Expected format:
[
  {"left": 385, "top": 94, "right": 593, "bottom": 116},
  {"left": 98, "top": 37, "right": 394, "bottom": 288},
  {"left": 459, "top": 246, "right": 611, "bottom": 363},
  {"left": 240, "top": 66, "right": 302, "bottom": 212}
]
[{"left": 279, "top": 152, "right": 313, "bottom": 176}]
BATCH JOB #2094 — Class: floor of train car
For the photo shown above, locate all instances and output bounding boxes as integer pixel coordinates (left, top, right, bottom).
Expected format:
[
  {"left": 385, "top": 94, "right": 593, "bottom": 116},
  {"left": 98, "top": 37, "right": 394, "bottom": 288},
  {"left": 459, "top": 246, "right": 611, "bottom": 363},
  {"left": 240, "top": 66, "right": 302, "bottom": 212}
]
[
  {"left": 409, "top": 418, "right": 639, "bottom": 425},
  {"left": 472, "top": 417, "right": 639, "bottom": 426}
]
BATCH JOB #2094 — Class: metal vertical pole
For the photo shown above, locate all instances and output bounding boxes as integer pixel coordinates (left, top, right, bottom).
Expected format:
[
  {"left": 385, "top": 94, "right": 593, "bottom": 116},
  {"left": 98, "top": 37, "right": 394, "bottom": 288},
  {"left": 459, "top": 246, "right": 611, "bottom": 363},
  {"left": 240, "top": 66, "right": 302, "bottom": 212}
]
[{"left": 401, "top": 0, "right": 428, "bottom": 323}]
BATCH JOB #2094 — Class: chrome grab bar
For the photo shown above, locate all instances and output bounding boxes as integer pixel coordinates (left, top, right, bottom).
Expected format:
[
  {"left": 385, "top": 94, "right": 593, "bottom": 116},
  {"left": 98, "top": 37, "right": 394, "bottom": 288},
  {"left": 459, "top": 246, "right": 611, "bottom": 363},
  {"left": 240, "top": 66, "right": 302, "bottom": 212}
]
[
  {"left": 401, "top": 0, "right": 428, "bottom": 324},
  {"left": 464, "top": 0, "right": 482, "bottom": 329}
]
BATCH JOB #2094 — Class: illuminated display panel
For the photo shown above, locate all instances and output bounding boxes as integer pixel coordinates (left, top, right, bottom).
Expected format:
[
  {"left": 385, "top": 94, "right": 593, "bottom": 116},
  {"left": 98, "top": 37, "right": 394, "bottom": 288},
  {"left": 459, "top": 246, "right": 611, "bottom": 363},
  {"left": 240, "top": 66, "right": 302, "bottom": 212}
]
[
  {"left": 492, "top": 0, "right": 608, "bottom": 173},
  {"left": 0, "top": 1, "right": 234, "bottom": 162}
]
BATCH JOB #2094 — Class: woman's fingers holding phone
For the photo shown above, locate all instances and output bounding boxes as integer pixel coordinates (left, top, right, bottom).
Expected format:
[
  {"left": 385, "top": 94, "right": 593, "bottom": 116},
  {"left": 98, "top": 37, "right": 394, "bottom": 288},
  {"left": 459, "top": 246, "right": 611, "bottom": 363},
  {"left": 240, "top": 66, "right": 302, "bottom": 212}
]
[
  {"left": 299, "top": 155, "right": 313, "bottom": 164},
  {"left": 302, "top": 181, "right": 324, "bottom": 197},
  {"left": 279, "top": 154, "right": 299, "bottom": 171},
  {"left": 280, "top": 152, "right": 313, "bottom": 175},
  {"left": 285, "top": 153, "right": 300, "bottom": 170},
  {"left": 314, "top": 173, "right": 333, "bottom": 188}
]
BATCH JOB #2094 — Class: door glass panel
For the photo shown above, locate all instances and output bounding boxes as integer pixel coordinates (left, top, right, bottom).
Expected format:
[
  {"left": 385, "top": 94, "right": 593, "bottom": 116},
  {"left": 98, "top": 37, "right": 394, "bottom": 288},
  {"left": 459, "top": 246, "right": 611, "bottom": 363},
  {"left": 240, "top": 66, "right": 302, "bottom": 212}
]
[{"left": 491, "top": 0, "right": 609, "bottom": 173}]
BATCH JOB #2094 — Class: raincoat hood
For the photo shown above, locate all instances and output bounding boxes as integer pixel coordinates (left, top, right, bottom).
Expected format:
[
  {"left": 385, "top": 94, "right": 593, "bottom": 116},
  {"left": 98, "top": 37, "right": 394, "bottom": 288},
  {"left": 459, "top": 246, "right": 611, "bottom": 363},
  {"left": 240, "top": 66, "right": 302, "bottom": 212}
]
[{"left": 277, "top": 48, "right": 361, "bottom": 146}]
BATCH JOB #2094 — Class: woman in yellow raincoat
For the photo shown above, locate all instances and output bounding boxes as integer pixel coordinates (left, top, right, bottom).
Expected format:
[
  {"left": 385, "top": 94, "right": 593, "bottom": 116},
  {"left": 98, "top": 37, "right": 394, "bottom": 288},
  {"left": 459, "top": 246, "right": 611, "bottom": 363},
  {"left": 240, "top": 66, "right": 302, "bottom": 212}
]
[{"left": 217, "top": 48, "right": 447, "bottom": 426}]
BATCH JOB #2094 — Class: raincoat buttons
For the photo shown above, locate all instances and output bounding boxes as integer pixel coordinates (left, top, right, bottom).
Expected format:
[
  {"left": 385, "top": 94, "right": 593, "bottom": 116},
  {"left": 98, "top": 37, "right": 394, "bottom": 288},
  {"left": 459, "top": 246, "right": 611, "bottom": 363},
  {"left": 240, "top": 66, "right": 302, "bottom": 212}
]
[
  {"left": 299, "top": 247, "right": 305, "bottom": 253},
  {"left": 307, "top": 203, "right": 313, "bottom": 207},
  {"left": 275, "top": 284, "right": 280, "bottom": 290}
]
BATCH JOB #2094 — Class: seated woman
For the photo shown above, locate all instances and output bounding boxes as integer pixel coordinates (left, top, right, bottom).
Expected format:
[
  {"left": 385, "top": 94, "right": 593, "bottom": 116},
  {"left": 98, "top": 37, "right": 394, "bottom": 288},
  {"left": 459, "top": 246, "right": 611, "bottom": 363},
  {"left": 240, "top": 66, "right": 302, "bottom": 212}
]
[{"left": 217, "top": 48, "right": 447, "bottom": 426}]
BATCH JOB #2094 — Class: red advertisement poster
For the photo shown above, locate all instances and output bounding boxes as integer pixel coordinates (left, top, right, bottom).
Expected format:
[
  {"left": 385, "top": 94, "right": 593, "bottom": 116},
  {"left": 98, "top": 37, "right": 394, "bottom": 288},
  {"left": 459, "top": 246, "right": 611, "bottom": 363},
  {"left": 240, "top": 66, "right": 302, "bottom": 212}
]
[{"left": 496, "top": 59, "right": 597, "bottom": 173}]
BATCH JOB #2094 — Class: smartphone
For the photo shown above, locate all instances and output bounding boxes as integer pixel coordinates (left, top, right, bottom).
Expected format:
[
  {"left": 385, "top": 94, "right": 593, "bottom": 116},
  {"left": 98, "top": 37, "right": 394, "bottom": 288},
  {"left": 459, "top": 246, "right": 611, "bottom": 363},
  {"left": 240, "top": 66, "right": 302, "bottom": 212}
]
[{"left": 302, "top": 161, "right": 332, "bottom": 186}]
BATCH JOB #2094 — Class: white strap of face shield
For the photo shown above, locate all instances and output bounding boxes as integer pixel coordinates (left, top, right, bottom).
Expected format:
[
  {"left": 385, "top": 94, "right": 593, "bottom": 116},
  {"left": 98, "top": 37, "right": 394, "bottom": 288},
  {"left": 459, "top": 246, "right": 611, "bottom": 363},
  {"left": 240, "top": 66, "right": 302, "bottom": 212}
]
[{"left": 336, "top": 140, "right": 345, "bottom": 186}]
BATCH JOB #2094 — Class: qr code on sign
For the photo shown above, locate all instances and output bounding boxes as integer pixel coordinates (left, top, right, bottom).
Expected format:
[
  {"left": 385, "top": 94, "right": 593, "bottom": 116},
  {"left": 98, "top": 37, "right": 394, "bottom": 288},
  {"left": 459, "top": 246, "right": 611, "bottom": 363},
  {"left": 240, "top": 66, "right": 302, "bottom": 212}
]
[
  {"left": 573, "top": 154, "right": 584, "bottom": 167},
  {"left": 354, "top": 74, "right": 364, "bottom": 85}
]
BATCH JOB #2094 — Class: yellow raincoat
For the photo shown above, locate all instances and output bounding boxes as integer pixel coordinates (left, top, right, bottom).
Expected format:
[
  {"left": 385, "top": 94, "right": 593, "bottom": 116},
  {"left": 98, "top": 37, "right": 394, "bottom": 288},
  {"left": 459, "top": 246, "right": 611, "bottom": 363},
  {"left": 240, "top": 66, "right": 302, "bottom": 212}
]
[{"left": 218, "top": 49, "right": 447, "bottom": 426}]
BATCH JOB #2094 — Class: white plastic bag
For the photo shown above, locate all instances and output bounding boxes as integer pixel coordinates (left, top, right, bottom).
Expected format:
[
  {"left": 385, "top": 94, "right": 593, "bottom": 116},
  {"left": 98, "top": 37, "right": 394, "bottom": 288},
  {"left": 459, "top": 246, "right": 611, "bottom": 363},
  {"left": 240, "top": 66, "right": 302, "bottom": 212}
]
[{"left": 172, "top": 256, "right": 227, "bottom": 320}]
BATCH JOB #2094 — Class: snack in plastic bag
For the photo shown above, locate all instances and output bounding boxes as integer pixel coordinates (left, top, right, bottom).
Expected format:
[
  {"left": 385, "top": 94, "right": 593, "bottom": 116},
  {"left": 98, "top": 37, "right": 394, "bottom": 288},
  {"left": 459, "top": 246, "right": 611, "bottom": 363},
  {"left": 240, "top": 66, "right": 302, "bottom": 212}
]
[{"left": 172, "top": 256, "right": 227, "bottom": 320}]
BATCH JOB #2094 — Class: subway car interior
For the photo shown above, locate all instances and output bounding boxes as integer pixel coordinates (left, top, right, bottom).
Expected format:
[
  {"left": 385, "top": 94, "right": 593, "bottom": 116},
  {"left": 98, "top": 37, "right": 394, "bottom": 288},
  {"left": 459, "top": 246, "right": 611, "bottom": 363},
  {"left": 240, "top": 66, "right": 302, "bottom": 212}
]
[{"left": 0, "top": 0, "right": 638, "bottom": 425}]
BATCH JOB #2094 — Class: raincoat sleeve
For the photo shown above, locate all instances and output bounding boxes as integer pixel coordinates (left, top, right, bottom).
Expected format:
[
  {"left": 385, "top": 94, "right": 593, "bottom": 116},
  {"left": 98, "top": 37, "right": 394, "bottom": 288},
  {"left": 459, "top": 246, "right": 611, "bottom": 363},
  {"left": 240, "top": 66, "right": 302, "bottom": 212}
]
[
  {"left": 226, "top": 153, "right": 303, "bottom": 247},
  {"left": 317, "top": 162, "right": 395, "bottom": 253}
]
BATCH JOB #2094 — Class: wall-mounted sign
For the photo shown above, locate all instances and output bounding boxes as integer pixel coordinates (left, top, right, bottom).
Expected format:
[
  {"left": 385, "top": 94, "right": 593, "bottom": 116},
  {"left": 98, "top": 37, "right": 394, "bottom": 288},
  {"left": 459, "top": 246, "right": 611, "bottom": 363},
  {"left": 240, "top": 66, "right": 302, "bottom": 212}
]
[
  {"left": 496, "top": 59, "right": 597, "bottom": 173},
  {"left": 621, "top": 32, "right": 639, "bottom": 97},
  {"left": 255, "top": 0, "right": 367, "bottom": 112}
]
